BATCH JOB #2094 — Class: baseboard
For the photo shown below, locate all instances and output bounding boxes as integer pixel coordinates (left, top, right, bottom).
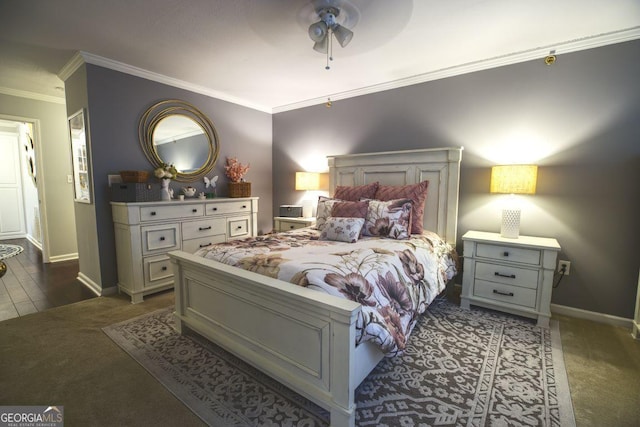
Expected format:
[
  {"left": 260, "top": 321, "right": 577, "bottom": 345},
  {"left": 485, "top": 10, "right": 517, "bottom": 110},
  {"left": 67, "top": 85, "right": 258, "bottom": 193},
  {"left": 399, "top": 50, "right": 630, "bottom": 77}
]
[
  {"left": 25, "top": 235, "right": 42, "bottom": 251},
  {"left": 632, "top": 320, "right": 639, "bottom": 340},
  {"left": 77, "top": 272, "right": 117, "bottom": 297},
  {"left": 551, "top": 303, "right": 633, "bottom": 330},
  {"left": 49, "top": 252, "right": 79, "bottom": 263}
]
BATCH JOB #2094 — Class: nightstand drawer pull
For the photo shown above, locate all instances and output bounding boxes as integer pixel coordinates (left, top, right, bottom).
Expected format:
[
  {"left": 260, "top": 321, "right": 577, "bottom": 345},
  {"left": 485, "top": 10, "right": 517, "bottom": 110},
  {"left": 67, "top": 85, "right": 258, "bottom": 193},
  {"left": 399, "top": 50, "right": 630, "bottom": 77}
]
[
  {"left": 494, "top": 272, "right": 516, "bottom": 279},
  {"left": 289, "top": 225, "right": 295, "bottom": 229},
  {"left": 198, "top": 226, "right": 212, "bottom": 231},
  {"left": 199, "top": 243, "right": 211, "bottom": 248},
  {"left": 493, "top": 289, "right": 514, "bottom": 297}
]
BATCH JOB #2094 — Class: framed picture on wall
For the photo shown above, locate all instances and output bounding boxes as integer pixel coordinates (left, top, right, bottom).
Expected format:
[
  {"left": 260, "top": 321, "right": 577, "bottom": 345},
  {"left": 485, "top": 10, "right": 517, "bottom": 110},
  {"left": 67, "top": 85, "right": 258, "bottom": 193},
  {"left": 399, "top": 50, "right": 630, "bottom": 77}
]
[{"left": 68, "top": 109, "right": 92, "bottom": 204}]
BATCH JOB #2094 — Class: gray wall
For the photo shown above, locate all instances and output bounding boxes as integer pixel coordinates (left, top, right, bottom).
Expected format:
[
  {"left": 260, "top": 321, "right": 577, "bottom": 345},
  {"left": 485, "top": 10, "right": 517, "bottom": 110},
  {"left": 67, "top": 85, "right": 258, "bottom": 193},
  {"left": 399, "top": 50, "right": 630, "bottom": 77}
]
[
  {"left": 0, "top": 93, "right": 78, "bottom": 261},
  {"left": 67, "top": 64, "right": 273, "bottom": 291},
  {"left": 273, "top": 40, "right": 640, "bottom": 319}
]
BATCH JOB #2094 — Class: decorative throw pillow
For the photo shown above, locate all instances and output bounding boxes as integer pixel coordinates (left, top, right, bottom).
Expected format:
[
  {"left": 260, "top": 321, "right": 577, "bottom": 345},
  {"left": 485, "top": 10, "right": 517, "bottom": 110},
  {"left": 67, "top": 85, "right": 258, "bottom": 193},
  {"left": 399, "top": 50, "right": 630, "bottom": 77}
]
[
  {"left": 333, "top": 182, "right": 379, "bottom": 201},
  {"left": 363, "top": 199, "right": 412, "bottom": 239},
  {"left": 319, "top": 217, "right": 365, "bottom": 243},
  {"left": 315, "top": 196, "right": 340, "bottom": 230},
  {"left": 374, "top": 181, "right": 429, "bottom": 234},
  {"left": 331, "top": 200, "right": 369, "bottom": 219}
]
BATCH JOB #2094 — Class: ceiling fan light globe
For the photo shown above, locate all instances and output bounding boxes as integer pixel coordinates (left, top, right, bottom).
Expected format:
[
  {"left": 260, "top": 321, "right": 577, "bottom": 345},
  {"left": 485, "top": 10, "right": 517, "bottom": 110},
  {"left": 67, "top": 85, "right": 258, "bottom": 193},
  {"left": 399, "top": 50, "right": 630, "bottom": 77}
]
[
  {"left": 333, "top": 25, "right": 353, "bottom": 47},
  {"left": 308, "top": 21, "right": 328, "bottom": 42},
  {"left": 313, "top": 37, "right": 328, "bottom": 53}
]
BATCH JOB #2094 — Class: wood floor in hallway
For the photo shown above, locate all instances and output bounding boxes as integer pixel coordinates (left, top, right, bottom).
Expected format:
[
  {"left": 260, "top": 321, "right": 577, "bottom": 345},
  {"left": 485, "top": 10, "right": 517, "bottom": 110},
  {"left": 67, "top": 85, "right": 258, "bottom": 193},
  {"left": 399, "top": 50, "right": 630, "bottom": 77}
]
[{"left": 0, "top": 238, "right": 96, "bottom": 321}]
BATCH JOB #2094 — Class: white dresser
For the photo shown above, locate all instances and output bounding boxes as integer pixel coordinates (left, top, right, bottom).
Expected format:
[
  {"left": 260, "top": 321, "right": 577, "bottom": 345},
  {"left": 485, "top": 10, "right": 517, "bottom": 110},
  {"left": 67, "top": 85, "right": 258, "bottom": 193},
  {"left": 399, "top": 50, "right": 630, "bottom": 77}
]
[
  {"left": 461, "top": 230, "right": 561, "bottom": 327},
  {"left": 112, "top": 197, "right": 258, "bottom": 303}
]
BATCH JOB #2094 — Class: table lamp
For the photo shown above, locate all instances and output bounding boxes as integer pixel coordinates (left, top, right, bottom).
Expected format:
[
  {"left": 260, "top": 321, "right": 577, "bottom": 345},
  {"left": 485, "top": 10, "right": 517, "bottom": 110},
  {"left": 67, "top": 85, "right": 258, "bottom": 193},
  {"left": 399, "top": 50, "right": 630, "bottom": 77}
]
[
  {"left": 295, "top": 172, "right": 328, "bottom": 217},
  {"left": 490, "top": 165, "right": 538, "bottom": 238}
]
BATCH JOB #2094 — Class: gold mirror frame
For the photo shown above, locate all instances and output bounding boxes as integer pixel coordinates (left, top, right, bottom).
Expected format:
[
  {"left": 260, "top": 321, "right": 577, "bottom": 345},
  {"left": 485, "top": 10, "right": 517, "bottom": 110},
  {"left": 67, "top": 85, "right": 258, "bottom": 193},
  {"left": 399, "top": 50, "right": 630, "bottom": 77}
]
[{"left": 139, "top": 99, "right": 220, "bottom": 182}]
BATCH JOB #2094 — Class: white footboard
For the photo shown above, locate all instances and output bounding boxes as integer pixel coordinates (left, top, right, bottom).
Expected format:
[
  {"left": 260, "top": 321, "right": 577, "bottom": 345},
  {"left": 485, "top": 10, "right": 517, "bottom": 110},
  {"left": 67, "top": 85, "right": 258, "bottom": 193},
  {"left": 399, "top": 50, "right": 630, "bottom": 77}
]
[{"left": 169, "top": 250, "right": 375, "bottom": 427}]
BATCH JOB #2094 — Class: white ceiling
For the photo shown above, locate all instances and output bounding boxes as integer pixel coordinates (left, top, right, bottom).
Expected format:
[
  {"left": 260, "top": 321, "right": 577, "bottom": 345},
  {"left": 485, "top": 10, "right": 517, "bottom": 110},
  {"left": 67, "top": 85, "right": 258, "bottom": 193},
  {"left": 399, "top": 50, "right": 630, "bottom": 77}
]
[{"left": 1, "top": 0, "right": 639, "bottom": 113}]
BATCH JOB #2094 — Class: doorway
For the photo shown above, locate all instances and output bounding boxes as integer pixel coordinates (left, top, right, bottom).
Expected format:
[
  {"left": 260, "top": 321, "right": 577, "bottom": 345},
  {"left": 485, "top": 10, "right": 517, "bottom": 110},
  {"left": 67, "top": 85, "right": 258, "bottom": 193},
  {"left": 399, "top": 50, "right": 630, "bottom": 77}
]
[{"left": 0, "top": 118, "right": 45, "bottom": 259}]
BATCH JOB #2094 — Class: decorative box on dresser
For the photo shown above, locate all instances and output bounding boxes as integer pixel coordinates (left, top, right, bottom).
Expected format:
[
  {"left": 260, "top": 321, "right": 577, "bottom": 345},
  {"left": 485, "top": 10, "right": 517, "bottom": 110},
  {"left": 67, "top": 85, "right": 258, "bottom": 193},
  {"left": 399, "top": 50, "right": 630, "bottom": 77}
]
[
  {"left": 461, "top": 230, "right": 561, "bottom": 327},
  {"left": 112, "top": 197, "right": 258, "bottom": 303},
  {"left": 273, "top": 216, "right": 316, "bottom": 232}
]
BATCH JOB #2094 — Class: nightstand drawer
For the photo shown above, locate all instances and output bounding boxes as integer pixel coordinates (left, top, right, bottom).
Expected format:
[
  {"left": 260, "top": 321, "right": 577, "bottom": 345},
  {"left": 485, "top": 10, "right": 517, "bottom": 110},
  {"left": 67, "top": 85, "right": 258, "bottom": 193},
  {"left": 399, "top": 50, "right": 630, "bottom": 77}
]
[
  {"left": 475, "top": 262, "right": 539, "bottom": 290},
  {"left": 476, "top": 243, "right": 541, "bottom": 266},
  {"left": 278, "top": 220, "right": 308, "bottom": 231},
  {"left": 474, "top": 280, "right": 537, "bottom": 308}
]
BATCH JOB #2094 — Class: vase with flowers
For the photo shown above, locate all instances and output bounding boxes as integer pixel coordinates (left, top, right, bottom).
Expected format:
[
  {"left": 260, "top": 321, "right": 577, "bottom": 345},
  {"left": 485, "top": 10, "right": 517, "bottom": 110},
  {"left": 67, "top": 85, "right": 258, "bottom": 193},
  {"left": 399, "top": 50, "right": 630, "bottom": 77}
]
[
  {"left": 154, "top": 163, "right": 178, "bottom": 201},
  {"left": 225, "top": 157, "right": 251, "bottom": 197}
]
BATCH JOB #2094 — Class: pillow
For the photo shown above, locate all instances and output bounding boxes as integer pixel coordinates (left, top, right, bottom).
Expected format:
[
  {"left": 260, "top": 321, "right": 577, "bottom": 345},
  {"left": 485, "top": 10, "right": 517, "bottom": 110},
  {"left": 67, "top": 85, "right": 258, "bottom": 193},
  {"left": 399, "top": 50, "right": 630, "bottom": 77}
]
[
  {"left": 333, "top": 182, "right": 379, "bottom": 201},
  {"left": 315, "top": 196, "right": 340, "bottom": 230},
  {"left": 374, "top": 181, "right": 429, "bottom": 234},
  {"left": 331, "top": 200, "right": 369, "bottom": 219},
  {"left": 363, "top": 199, "right": 412, "bottom": 240},
  {"left": 319, "top": 217, "right": 365, "bottom": 243}
]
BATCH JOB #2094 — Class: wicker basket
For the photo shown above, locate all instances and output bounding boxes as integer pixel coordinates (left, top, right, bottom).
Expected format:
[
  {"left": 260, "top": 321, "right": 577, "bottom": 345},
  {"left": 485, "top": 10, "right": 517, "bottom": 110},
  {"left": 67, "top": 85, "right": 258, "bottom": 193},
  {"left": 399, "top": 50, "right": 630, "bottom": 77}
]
[
  {"left": 228, "top": 182, "right": 251, "bottom": 198},
  {"left": 120, "top": 170, "right": 149, "bottom": 183}
]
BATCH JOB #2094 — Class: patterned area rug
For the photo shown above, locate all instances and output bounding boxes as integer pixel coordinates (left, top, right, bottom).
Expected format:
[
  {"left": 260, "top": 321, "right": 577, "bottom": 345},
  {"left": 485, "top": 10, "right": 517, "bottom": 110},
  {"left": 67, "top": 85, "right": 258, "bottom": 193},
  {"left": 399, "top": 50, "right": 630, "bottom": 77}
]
[
  {"left": 103, "top": 299, "right": 576, "bottom": 426},
  {"left": 0, "top": 244, "right": 23, "bottom": 259}
]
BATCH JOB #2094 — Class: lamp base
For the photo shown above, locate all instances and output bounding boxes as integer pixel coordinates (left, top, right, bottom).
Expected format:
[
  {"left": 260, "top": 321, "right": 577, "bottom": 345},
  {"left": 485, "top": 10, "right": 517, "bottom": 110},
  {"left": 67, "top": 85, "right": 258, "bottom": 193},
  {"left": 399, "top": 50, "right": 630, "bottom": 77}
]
[{"left": 501, "top": 207, "right": 521, "bottom": 239}]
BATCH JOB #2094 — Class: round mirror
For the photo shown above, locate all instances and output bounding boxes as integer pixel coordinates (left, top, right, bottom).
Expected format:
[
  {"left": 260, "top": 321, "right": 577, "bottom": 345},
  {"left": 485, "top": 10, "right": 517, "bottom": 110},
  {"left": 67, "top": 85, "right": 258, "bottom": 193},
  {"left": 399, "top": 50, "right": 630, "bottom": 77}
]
[{"left": 139, "top": 100, "right": 220, "bottom": 182}]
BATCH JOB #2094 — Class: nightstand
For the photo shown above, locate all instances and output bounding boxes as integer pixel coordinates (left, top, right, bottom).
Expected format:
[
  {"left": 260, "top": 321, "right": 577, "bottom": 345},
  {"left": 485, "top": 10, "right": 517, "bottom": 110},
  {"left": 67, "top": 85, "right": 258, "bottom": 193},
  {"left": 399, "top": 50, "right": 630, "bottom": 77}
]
[
  {"left": 273, "top": 216, "right": 316, "bottom": 232},
  {"left": 460, "top": 230, "right": 561, "bottom": 327}
]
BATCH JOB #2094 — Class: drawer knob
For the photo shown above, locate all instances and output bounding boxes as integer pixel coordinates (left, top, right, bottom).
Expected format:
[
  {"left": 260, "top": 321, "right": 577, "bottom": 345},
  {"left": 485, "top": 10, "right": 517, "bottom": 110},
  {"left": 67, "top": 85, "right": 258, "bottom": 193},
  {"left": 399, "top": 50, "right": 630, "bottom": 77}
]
[
  {"left": 493, "top": 289, "right": 515, "bottom": 297},
  {"left": 199, "top": 226, "right": 212, "bottom": 231},
  {"left": 503, "top": 251, "right": 509, "bottom": 257},
  {"left": 199, "top": 243, "right": 211, "bottom": 248},
  {"left": 161, "top": 266, "right": 167, "bottom": 271},
  {"left": 159, "top": 236, "right": 165, "bottom": 241},
  {"left": 150, "top": 211, "right": 157, "bottom": 216},
  {"left": 192, "top": 209, "right": 198, "bottom": 213},
  {"left": 237, "top": 226, "right": 243, "bottom": 229},
  {"left": 289, "top": 225, "right": 295, "bottom": 229},
  {"left": 212, "top": 207, "right": 218, "bottom": 211},
  {"left": 242, "top": 205, "right": 247, "bottom": 209},
  {"left": 494, "top": 272, "right": 516, "bottom": 279}
]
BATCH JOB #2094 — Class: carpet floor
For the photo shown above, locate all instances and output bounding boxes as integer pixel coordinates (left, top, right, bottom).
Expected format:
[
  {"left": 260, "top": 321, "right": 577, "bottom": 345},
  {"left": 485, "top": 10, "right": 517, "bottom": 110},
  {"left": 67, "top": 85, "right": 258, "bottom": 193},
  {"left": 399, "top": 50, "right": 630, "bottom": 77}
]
[{"left": 103, "top": 298, "right": 576, "bottom": 426}]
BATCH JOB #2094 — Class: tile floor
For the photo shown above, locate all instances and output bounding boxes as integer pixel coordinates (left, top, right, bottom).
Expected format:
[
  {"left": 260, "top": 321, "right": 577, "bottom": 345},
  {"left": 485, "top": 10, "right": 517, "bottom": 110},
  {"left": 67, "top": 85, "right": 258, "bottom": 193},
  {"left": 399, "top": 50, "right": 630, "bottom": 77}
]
[{"left": 0, "top": 238, "right": 96, "bottom": 321}]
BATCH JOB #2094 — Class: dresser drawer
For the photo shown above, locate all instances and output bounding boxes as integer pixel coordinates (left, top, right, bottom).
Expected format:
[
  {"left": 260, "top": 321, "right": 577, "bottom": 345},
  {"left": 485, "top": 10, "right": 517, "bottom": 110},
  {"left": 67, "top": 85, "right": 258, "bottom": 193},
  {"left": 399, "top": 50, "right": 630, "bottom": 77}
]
[
  {"left": 143, "top": 254, "right": 173, "bottom": 288},
  {"left": 141, "top": 224, "right": 180, "bottom": 255},
  {"left": 228, "top": 216, "right": 251, "bottom": 238},
  {"left": 206, "top": 201, "right": 252, "bottom": 216},
  {"left": 476, "top": 243, "right": 541, "bottom": 266},
  {"left": 475, "top": 262, "right": 539, "bottom": 290},
  {"left": 182, "top": 218, "right": 226, "bottom": 240},
  {"left": 140, "top": 204, "right": 204, "bottom": 221},
  {"left": 183, "top": 234, "right": 226, "bottom": 253},
  {"left": 474, "top": 279, "right": 537, "bottom": 308}
]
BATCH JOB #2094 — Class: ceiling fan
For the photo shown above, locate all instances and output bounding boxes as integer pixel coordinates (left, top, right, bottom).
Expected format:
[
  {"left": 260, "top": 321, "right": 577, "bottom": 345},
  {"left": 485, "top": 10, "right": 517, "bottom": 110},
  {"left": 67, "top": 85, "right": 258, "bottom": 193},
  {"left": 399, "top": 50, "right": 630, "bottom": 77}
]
[{"left": 305, "top": 1, "right": 359, "bottom": 69}]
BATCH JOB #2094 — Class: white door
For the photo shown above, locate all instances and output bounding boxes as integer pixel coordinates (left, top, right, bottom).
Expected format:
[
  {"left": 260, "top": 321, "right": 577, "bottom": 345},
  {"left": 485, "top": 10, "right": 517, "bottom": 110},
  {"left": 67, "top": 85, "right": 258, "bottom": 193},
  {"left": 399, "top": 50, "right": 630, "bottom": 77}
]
[{"left": 0, "top": 132, "right": 27, "bottom": 239}]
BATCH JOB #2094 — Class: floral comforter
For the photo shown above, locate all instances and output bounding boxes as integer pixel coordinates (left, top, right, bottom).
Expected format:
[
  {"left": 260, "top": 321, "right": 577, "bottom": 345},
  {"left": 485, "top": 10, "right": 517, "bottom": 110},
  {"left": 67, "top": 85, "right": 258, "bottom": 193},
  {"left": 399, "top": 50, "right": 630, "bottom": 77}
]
[{"left": 194, "top": 228, "right": 458, "bottom": 356}]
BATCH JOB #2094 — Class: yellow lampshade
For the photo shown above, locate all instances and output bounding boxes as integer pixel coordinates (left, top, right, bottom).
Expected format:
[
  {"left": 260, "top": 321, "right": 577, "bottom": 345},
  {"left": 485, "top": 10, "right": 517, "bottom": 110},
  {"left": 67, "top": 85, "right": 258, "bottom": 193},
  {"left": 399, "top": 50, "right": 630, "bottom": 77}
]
[
  {"left": 295, "top": 172, "right": 328, "bottom": 191},
  {"left": 490, "top": 165, "right": 538, "bottom": 195}
]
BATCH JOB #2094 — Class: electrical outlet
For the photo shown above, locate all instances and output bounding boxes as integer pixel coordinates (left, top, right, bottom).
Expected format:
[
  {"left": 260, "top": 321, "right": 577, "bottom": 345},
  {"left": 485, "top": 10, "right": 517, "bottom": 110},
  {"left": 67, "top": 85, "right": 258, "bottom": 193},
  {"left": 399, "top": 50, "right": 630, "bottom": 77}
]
[{"left": 558, "top": 260, "right": 571, "bottom": 275}]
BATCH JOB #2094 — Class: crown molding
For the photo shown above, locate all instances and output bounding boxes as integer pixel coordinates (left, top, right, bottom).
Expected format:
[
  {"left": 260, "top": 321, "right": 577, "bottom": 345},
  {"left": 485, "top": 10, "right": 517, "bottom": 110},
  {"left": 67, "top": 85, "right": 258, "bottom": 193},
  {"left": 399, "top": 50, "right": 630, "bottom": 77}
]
[
  {"left": 272, "top": 26, "right": 640, "bottom": 113},
  {"left": 0, "top": 86, "right": 65, "bottom": 105},
  {"left": 58, "top": 51, "right": 271, "bottom": 113}
]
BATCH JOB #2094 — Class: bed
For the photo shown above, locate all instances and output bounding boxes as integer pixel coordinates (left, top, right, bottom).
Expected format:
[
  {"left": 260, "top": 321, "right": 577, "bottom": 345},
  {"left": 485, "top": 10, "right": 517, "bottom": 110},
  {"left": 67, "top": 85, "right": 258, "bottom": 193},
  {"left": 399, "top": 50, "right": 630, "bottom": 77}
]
[{"left": 169, "top": 147, "right": 463, "bottom": 426}]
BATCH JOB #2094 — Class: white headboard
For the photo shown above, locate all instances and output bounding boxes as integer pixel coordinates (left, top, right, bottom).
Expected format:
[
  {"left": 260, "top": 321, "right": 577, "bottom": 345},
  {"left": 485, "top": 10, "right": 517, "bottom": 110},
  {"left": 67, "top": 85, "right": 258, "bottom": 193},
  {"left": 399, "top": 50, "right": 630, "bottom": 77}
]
[{"left": 327, "top": 147, "right": 463, "bottom": 246}]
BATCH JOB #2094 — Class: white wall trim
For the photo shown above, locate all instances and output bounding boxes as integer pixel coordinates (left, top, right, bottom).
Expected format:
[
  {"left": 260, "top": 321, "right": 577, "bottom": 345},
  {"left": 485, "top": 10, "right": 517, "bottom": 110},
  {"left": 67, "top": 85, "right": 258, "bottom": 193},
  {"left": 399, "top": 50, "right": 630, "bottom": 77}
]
[
  {"left": 59, "top": 51, "right": 271, "bottom": 113},
  {"left": 273, "top": 26, "right": 640, "bottom": 113},
  {"left": 551, "top": 303, "right": 633, "bottom": 330},
  {"left": 48, "top": 252, "right": 79, "bottom": 263},
  {"left": 26, "top": 235, "right": 42, "bottom": 251},
  {"left": 77, "top": 272, "right": 117, "bottom": 297},
  {"left": 0, "top": 86, "right": 65, "bottom": 105}
]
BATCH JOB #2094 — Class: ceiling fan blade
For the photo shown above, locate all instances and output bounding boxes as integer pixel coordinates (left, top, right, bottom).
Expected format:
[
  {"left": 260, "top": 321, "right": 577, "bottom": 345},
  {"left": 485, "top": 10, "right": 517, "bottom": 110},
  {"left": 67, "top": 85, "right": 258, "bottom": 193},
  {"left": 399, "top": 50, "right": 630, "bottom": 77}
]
[{"left": 332, "top": 24, "right": 353, "bottom": 47}]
